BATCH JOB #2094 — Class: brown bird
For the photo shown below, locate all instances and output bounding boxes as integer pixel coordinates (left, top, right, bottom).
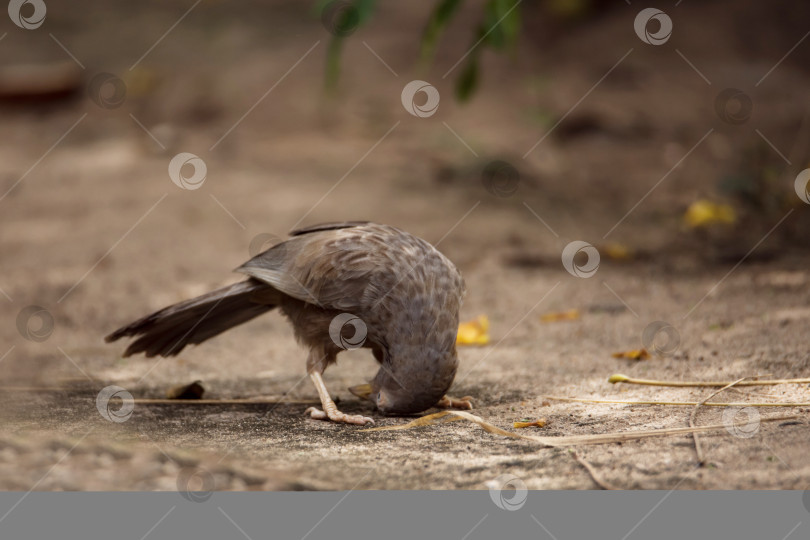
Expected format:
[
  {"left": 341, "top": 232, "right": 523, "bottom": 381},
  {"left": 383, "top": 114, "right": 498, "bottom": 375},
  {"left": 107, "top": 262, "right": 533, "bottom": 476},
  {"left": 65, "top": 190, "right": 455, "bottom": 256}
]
[{"left": 105, "top": 221, "right": 472, "bottom": 425}]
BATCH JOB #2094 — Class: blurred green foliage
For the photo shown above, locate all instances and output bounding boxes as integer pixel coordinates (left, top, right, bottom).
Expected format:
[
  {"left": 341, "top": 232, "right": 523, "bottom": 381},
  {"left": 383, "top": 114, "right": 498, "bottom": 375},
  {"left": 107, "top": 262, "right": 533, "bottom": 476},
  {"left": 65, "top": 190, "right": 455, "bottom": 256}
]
[{"left": 317, "top": 0, "right": 522, "bottom": 101}]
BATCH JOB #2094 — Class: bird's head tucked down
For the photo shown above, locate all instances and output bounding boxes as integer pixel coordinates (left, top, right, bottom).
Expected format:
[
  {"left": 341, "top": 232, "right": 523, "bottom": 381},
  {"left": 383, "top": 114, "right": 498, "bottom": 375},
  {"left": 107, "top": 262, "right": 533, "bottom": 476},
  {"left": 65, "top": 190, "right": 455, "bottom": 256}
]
[{"left": 361, "top": 339, "right": 459, "bottom": 415}]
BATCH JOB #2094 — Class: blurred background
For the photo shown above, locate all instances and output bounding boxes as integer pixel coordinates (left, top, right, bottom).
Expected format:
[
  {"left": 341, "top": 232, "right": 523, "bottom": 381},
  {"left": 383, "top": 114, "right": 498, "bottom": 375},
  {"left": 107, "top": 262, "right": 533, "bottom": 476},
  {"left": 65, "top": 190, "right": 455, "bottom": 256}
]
[{"left": 1, "top": 0, "right": 809, "bottom": 490}]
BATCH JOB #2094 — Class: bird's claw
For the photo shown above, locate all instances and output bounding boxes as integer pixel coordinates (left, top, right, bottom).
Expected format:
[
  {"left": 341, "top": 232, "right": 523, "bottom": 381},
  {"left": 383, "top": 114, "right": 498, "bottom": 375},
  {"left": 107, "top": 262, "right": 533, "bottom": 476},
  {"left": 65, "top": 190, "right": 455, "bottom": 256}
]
[
  {"left": 436, "top": 395, "right": 474, "bottom": 410},
  {"left": 305, "top": 406, "right": 375, "bottom": 425}
]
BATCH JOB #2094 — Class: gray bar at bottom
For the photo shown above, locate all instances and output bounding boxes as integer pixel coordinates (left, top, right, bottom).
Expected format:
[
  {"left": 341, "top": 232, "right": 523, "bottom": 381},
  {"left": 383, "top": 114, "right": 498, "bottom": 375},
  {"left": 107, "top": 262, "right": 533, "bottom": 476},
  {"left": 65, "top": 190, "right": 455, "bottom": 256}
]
[{"left": 0, "top": 491, "right": 808, "bottom": 540}]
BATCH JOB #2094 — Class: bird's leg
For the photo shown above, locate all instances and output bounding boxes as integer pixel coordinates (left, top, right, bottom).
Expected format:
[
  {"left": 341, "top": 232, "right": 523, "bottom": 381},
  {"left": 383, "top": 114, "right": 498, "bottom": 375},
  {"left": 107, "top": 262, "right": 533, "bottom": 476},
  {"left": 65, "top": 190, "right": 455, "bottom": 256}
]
[
  {"left": 305, "top": 372, "right": 375, "bottom": 425},
  {"left": 303, "top": 346, "right": 373, "bottom": 425},
  {"left": 435, "top": 395, "right": 474, "bottom": 410}
]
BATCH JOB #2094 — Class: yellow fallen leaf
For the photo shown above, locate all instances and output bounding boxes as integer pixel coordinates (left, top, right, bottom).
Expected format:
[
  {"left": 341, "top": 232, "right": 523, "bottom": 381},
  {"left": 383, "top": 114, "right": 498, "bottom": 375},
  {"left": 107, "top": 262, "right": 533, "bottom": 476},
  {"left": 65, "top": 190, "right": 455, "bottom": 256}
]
[
  {"left": 540, "top": 309, "right": 580, "bottom": 322},
  {"left": 122, "top": 66, "right": 160, "bottom": 97},
  {"left": 602, "top": 242, "right": 632, "bottom": 260},
  {"left": 611, "top": 349, "right": 651, "bottom": 360},
  {"left": 514, "top": 418, "right": 547, "bottom": 429},
  {"left": 456, "top": 315, "right": 489, "bottom": 346},
  {"left": 684, "top": 199, "right": 736, "bottom": 228}
]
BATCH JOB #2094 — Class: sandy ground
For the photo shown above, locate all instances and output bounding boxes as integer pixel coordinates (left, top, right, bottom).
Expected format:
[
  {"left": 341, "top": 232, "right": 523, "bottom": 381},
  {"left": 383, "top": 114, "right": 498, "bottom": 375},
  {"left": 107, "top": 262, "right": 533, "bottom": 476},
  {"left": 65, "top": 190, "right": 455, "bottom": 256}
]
[{"left": 1, "top": 0, "right": 809, "bottom": 490}]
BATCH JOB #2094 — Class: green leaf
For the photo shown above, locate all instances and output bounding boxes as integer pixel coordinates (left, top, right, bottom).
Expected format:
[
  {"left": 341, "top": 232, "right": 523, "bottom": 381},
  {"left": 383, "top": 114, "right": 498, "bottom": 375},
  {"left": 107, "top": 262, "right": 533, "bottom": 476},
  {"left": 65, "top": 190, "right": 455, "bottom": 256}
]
[
  {"left": 324, "top": 36, "right": 344, "bottom": 93},
  {"left": 420, "top": 0, "right": 465, "bottom": 66},
  {"left": 315, "top": 0, "right": 376, "bottom": 26},
  {"left": 499, "top": 1, "right": 521, "bottom": 49},
  {"left": 353, "top": 0, "right": 377, "bottom": 26},
  {"left": 483, "top": 1, "right": 505, "bottom": 49},
  {"left": 321, "top": 0, "right": 377, "bottom": 93},
  {"left": 455, "top": 55, "right": 479, "bottom": 102},
  {"left": 483, "top": 0, "right": 521, "bottom": 50}
]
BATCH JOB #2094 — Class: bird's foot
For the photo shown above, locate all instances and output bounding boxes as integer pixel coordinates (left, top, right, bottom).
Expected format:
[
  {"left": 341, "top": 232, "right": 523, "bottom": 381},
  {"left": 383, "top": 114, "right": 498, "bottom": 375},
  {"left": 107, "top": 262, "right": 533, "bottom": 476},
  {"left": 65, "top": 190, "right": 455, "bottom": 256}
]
[
  {"left": 305, "top": 406, "right": 375, "bottom": 426},
  {"left": 307, "top": 371, "right": 374, "bottom": 425},
  {"left": 435, "top": 395, "right": 474, "bottom": 410}
]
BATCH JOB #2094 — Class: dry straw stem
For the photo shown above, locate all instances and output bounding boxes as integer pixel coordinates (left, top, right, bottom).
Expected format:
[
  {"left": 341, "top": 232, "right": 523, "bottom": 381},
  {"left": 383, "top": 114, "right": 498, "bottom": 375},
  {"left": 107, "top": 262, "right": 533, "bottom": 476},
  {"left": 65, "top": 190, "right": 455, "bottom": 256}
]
[
  {"left": 0, "top": 386, "right": 321, "bottom": 405},
  {"left": 689, "top": 377, "right": 747, "bottom": 466},
  {"left": 0, "top": 388, "right": 321, "bottom": 405},
  {"left": 133, "top": 398, "right": 319, "bottom": 405},
  {"left": 0, "top": 386, "right": 72, "bottom": 392},
  {"left": 360, "top": 410, "right": 799, "bottom": 447},
  {"left": 547, "top": 396, "right": 810, "bottom": 407},
  {"left": 609, "top": 373, "right": 810, "bottom": 387}
]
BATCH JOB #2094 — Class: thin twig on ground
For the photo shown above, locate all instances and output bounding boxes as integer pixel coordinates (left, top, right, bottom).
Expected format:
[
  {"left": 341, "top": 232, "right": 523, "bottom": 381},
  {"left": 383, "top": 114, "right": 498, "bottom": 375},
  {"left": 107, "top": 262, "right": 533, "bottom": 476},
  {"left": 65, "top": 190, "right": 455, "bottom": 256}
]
[
  {"left": 689, "top": 377, "right": 747, "bottom": 466},
  {"left": 546, "top": 396, "right": 810, "bottom": 407},
  {"left": 571, "top": 450, "right": 619, "bottom": 490},
  {"left": 133, "top": 398, "right": 319, "bottom": 405},
  {"left": 362, "top": 410, "right": 800, "bottom": 447},
  {"left": 609, "top": 374, "right": 810, "bottom": 387}
]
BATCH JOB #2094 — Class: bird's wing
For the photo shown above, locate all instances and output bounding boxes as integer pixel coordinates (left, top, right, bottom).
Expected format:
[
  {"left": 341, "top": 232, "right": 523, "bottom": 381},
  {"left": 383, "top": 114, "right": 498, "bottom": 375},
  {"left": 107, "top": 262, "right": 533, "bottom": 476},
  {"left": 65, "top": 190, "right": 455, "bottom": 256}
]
[{"left": 235, "top": 223, "right": 398, "bottom": 310}]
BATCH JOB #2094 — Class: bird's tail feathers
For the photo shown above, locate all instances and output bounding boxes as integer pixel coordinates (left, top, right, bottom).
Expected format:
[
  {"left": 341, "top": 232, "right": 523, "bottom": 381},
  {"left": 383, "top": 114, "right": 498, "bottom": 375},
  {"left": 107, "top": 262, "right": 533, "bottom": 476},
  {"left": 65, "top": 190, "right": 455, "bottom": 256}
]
[{"left": 105, "top": 279, "right": 277, "bottom": 357}]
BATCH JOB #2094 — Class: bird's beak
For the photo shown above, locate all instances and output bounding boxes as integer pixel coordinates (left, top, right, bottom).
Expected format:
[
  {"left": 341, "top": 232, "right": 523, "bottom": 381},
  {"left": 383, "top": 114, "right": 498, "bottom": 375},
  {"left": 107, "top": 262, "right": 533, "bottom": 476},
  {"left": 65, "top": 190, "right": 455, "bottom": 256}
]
[{"left": 348, "top": 383, "right": 374, "bottom": 400}]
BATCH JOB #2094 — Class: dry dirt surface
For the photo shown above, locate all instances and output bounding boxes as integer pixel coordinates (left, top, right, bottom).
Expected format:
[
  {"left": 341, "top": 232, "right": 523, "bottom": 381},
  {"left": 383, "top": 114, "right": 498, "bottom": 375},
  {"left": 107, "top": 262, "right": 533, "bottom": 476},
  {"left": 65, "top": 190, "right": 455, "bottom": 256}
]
[{"left": 1, "top": 0, "right": 810, "bottom": 491}]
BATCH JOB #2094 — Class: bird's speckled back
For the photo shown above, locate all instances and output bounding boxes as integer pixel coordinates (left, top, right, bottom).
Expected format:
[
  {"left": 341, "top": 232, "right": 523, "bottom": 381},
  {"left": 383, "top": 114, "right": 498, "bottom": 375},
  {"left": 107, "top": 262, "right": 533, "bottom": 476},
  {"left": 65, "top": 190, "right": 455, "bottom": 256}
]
[{"left": 238, "top": 222, "right": 465, "bottom": 413}]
